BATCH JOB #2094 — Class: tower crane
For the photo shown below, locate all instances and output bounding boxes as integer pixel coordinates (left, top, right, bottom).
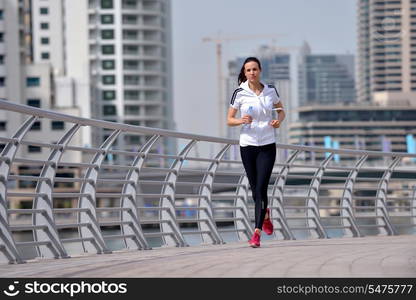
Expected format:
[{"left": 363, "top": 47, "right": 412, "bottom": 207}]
[{"left": 202, "top": 34, "right": 285, "bottom": 137}]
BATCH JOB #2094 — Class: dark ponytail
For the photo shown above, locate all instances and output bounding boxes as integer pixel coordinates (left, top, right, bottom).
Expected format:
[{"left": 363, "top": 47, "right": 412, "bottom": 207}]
[{"left": 238, "top": 57, "right": 262, "bottom": 85}]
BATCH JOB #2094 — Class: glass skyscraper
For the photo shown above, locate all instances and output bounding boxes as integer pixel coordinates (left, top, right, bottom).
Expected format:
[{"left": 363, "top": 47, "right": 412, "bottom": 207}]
[{"left": 298, "top": 42, "right": 356, "bottom": 106}]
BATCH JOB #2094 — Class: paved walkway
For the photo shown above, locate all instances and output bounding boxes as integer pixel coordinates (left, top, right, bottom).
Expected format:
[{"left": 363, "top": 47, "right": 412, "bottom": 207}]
[{"left": 2, "top": 235, "right": 416, "bottom": 277}]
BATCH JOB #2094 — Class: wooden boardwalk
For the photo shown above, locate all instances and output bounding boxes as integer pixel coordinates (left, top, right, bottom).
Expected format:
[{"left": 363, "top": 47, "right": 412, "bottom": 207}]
[{"left": 2, "top": 235, "right": 416, "bottom": 278}]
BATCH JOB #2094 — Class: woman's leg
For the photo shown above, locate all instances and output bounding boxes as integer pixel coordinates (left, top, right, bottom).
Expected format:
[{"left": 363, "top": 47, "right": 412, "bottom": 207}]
[
  {"left": 254, "top": 143, "right": 276, "bottom": 230},
  {"left": 240, "top": 146, "right": 260, "bottom": 230}
]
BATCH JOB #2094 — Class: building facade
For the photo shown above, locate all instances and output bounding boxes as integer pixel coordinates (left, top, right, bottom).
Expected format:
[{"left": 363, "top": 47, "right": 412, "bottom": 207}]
[
  {"left": 289, "top": 104, "right": 416, "bottom": 162},
  {"left": 357, "top": 0, "right": 416, "bottom": 105},
  {"left": 0, "top": 0, "right": 173, "bottom": 210},
  {"left": 1, "top": 0, "right": 174, "bottom": 161},
  {"left": 88, "top": 0, "right": 174, "bottom": 153},
  {"left": 298, "top": 42, "right": 356, "bottom": 106},
  {"left": 0, "top": 0, "right": 85, "bottom": 161}
]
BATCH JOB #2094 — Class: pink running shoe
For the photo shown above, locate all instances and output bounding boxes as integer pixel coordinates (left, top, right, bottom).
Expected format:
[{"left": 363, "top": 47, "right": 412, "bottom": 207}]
[
  {"left": 248, "top": 230, "right": 261, "bottom": 248},
  {"left": 262, "top": 208, "right": 274, "bottom": 235}
]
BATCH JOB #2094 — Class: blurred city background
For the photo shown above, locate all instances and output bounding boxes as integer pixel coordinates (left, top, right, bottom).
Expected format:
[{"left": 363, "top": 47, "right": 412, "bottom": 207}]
[{"left": 3, "top": 0, "right": 415, "bottom": 162}]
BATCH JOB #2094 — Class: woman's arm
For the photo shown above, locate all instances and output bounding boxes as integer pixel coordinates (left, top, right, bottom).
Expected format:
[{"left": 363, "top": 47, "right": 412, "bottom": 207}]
[
  {"left": 227, "top": 107, "right": 252, "bottom": 127},
  {"left": 270, "top": 102, "right": 285, "bottom": 128}
]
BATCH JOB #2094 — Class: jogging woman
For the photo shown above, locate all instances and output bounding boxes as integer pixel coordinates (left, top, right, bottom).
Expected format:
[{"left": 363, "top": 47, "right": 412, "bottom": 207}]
[{"left": 227, "top": 57, "right": 285, "bottom": 248}]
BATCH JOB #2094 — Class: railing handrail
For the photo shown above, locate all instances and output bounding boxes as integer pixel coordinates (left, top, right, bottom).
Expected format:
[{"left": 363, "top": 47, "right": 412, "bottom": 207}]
[
  {"left": 0, "top": 99, "right": 236, "bottom": 144},
  {"left": 1, "top": 99, "right": 416, "bottom": 158}
]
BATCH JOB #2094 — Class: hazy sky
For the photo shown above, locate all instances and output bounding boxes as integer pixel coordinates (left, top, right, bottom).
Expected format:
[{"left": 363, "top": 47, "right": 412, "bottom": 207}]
[{"left": 171, "top": 0, "right": 356, "bottom": 138}]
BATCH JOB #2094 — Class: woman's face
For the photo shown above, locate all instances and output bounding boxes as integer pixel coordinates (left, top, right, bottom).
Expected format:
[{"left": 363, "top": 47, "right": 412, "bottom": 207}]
[{"left": 244, "top": 61, "right": 261, "bottom": 84}]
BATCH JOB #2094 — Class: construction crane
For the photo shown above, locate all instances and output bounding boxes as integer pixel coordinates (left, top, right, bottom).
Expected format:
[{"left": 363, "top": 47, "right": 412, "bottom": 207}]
[{"left": 202, "top": 34, "right": 285, "bottom": 137}]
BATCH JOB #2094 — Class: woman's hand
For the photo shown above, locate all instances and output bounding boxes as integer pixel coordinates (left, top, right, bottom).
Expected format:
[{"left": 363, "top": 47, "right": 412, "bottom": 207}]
[
  {"left": 270, "top": 120, "right": 280, "bottom": 128},
  {"left": 241, "top": 114, "right": 253, "bottom": 125}
]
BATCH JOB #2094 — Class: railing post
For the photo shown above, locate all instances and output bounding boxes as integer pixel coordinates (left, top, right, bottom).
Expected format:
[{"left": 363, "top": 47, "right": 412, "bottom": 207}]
[
  {"left": 159, "top": 140, "right": 196, "bottom": 247},
  {"left": 270, "top": 149, "right": 299, "bottom": 240},
  {"left": 340, "top": 155, "right": 367, "bottom": 238},
  {"left": 0, "top": 116, "right": 38, "bottom": 263},
  {"left": 412, "top": 185, "right": 416, "bottom": 229},
  {"left": 375, "top": 156, "right": 400, "bottom": 236},
  {"left": 306, "top": 152, "right": 332, "bottom": 239},
  {"left": 78, "top": 130, "right": 121, "bottom": 254},
  {"left": 196, "top": 144, "right": 229, "bottom": 245},
  {"left": 234, "top": 175, "right": 253, "bottom": 240},
  {"left": 33, "top": 124, "right": 81, "bottom": 259},
  {"left": 120, "top": 134, "right": 160, "bottom": 250}
]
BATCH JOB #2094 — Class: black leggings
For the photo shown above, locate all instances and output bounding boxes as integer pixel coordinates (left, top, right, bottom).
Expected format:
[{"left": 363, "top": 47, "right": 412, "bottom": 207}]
[{"left": 240, "top": 143, "right": 276, "bottom": 230}]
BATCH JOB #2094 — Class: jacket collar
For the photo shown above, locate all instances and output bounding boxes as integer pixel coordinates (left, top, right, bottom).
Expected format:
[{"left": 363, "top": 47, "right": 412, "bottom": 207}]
[
  {"left": 240, "top": 80, "right": 269, "bottom": 95},
  {"left": 240, "top": 81, "right": 269, "bottom": 114}
]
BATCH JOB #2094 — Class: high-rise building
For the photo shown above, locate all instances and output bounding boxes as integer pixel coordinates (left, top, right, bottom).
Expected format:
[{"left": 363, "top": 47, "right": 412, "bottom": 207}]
[
  {"left": 0, "top": 0, "right": 174, "bottom": 161},
  {"left": 298, "top": 42, "right": 356, "bottom": 106},
  {"left": 0, "top": 0, "right": 85, "bottom": 162},
  {"left": 357, "top": 0, "right": 416, "bottom": 105},
  {"left": 88, "top": 0, "right": 174, "bottom": 152},
  {"left": 31, "top": 0, "right": 91, "bottom": 149},
  {"left": 0, "top": 0, "right": 26, "bottom": 142}
]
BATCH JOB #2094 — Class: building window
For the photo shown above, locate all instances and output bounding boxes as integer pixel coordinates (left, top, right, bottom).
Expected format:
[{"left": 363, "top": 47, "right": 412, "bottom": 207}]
[
  {"left": 101, "top": 0, "right": 113, "bottom": 9},
  {"left": 26, "top": 77, "right": 41, "bottom": 87},
  {"left": 123, "top": 30, "right": 138, "bottom": 40},
  {"left": 102, "top": 60, "right": 115, "bottom": 70},
  {"left": 88, "top": 14, "right": 97, "bottom": 24},
  {"left": 102, "top": 75, "right": 115, "bottom": 85},
  {"left": 124, "top": 75, "right": 140, "bottom": 85},
  {"left": 51, "top": 121, "right": 65, "bottom": 130},
  {"left": 125, "top": 105, "right": 140, "bottom": 115},
  {"left": 101, "top": 45, "right": 115, "bottom": 55},
  {"left": 28, "top": 145, "right": 41, "bottom": 153},
  {"left": 0, "top": 121, "right": 6, "bottom": 131},
  {"left": 88, "top": 0, "right": 97, "bottom": 8},
  {"left": 0, "top": 77, "right": 5, "bottom": 87},
  {"left": 101, "top": 29, "right": 114, "bottom": 39},
  {"left": 0, "top": 10, "right": 3, "bottom": 20},
  {"left": 27, "top": 99, "right": 41, "bottom": 107},
  {"left": 123, "top": 15, "right": 137, "bottom": 24},
  {"left": 0, "top": 32, "right": 4, "bottom": 42},
  {"left": 123, "top": 0, "right": 138, "bottom": 8},
  {"left": 40, "top": 7, "right": 48, "bottom": 15},
  {"left": 40, "top": 22, "right": 49, "bottom": 30},
  {"left": 123, "top": 45, "right": 138, "bottom": 54},
  {"left": 41, "top": 52, "right": 50, "bottom": 59},
  {"left": 41, "top": 37, "right": 49, "bottom": 44},
  {"left": 30, "top": 121, "right": 41, "bottom": 131},
  {"left": 103, "top": 105, "right": 116, "bottom": 116},
  {"left": 0, "top": 55, "right": 3, "bottom": 65},
  {"left": 123, "top": 60, "right": 138, "bottom": 70},
  {"left": 124, "top": 90, "right": 139, "bottom": 100},
  {"left": 143, "top": 0, "right": 158, "bottom": 9},
  {"left": 102, "top": 90, "right": 116, "bottom": 100},
  {"left": 101, "top": 14, "right": 114, "bottom": 24}
]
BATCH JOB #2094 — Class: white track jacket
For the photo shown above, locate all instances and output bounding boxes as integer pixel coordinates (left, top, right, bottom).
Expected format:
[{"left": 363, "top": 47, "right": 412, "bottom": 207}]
[{"left": 230, "top": 80, "right": 281, "bottom": 147}]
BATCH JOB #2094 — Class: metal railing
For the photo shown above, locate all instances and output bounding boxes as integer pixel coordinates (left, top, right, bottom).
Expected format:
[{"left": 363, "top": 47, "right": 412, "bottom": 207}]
[{"left": 0, "top": 99, "right": 415, "bottom": 264}]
